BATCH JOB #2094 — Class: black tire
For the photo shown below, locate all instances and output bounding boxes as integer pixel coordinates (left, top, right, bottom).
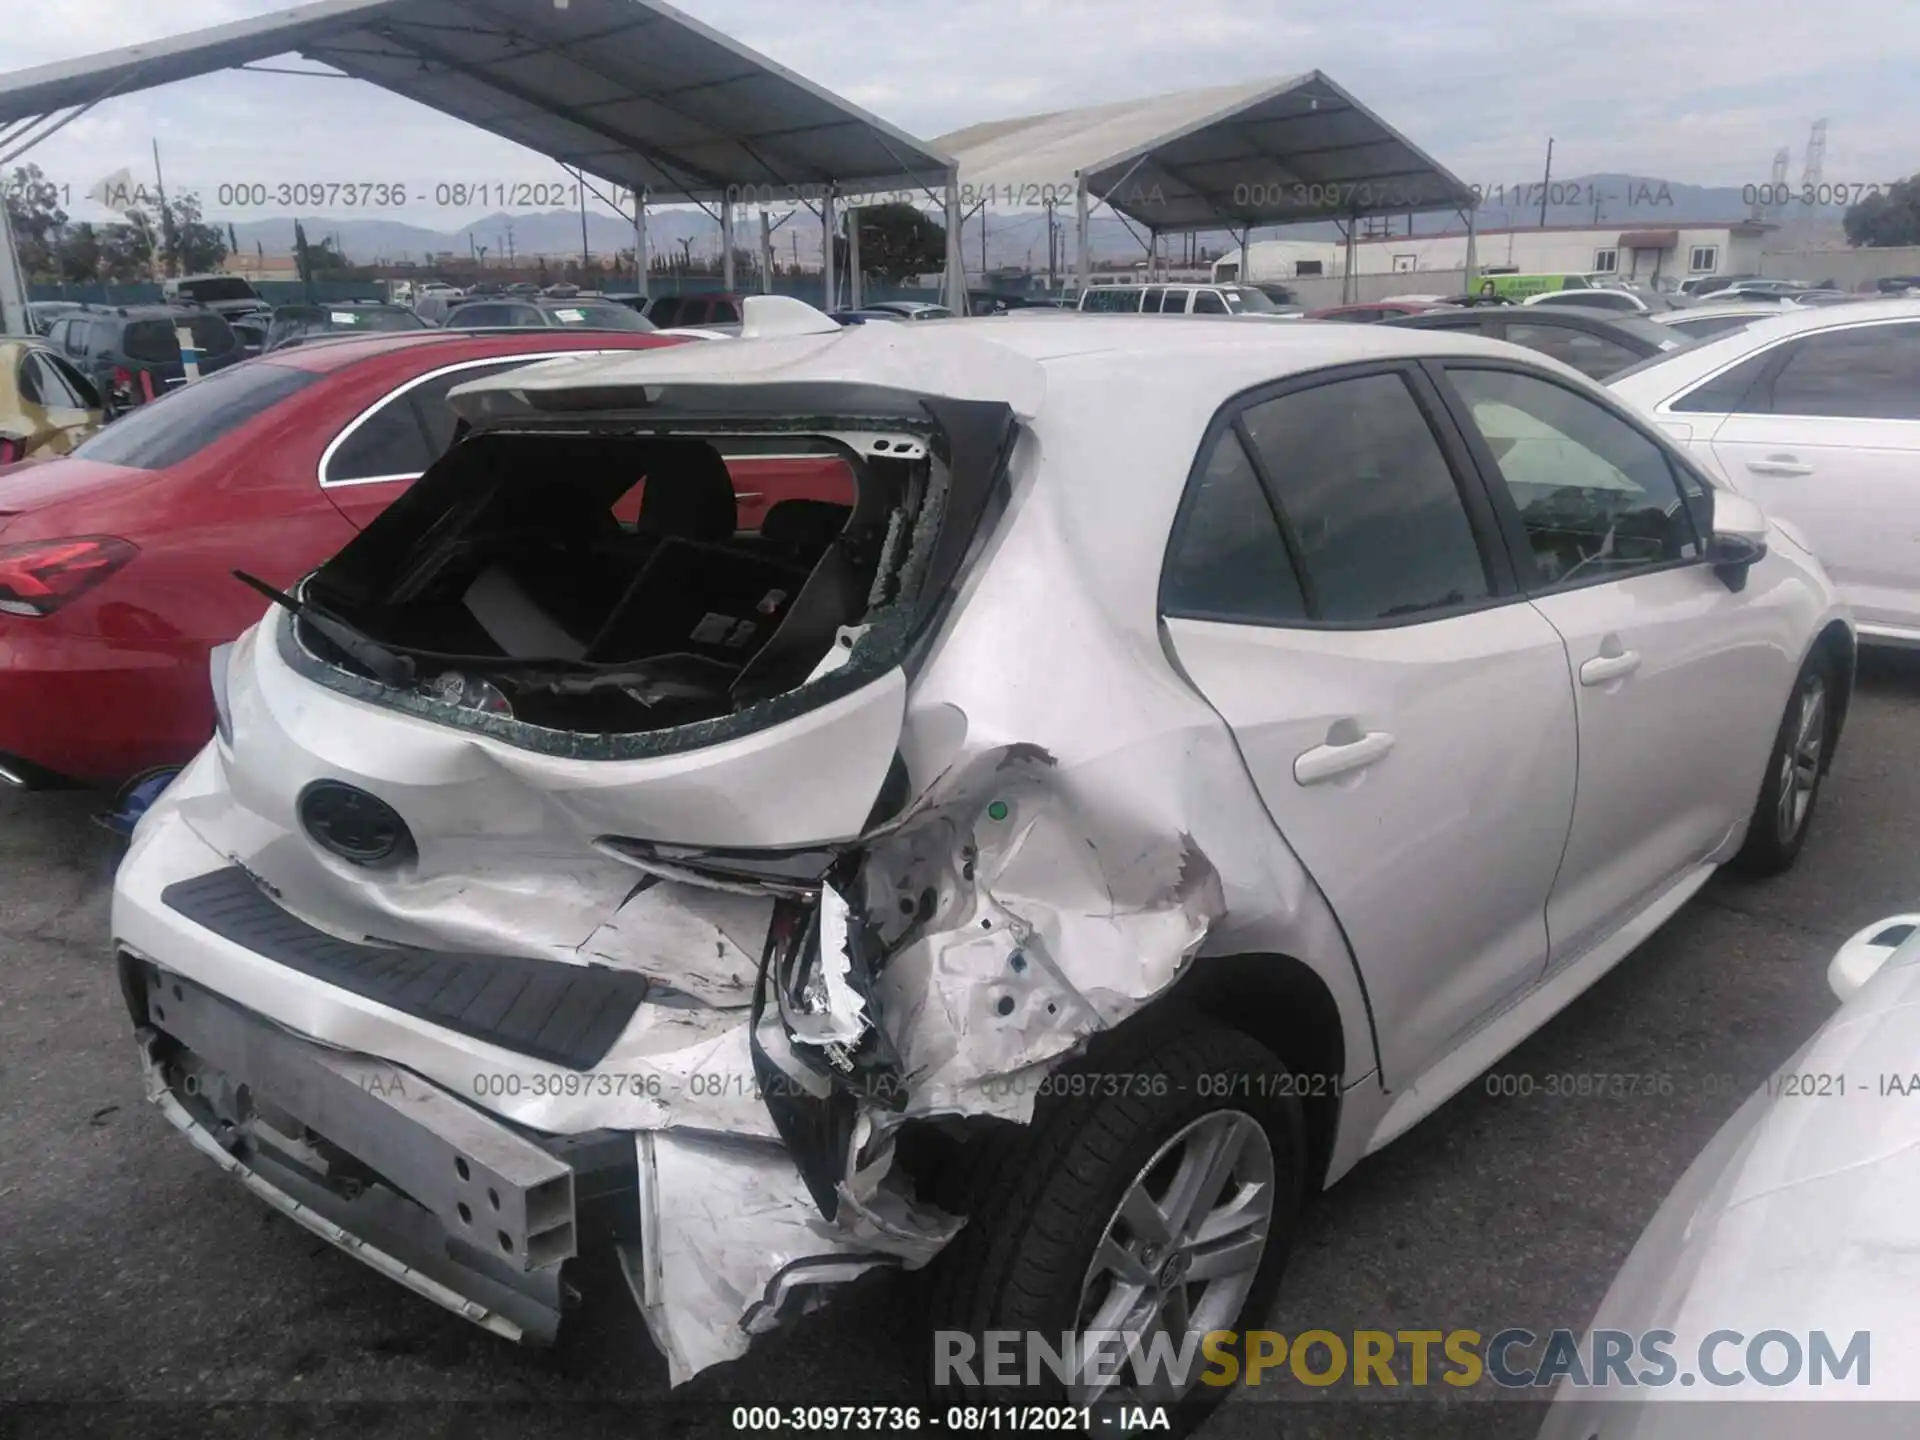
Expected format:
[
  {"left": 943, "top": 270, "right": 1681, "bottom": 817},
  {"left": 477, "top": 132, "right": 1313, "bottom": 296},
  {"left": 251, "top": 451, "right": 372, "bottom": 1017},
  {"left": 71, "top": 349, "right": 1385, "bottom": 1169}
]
[
  {"left": 924, "top": 1020, "right": 1304, "bottom": 1438},
  {"left": 1730, "top": 651, "right": 1835, "bottom": 877}
]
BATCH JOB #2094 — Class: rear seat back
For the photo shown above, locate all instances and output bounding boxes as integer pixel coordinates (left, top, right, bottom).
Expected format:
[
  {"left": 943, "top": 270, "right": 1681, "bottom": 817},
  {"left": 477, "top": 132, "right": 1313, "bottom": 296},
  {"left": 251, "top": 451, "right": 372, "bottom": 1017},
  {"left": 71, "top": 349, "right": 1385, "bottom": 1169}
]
[{"left": 583, "top": 538, "right": 810, "bottom": 666}]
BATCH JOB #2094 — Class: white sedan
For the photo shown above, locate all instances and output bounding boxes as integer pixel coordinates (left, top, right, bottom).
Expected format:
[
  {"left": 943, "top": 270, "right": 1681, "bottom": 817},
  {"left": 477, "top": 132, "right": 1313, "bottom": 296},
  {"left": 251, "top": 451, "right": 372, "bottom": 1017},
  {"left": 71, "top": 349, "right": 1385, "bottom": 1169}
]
[
  {"left": 1538, "top": 914, "right": 1920, "bottom": 1435},
  {"left": 1610, "top": 299, "right": 1920, "bottom": 648},
  {"left": 114, "top": 316, "right": 1853, "bottom": 1415}
]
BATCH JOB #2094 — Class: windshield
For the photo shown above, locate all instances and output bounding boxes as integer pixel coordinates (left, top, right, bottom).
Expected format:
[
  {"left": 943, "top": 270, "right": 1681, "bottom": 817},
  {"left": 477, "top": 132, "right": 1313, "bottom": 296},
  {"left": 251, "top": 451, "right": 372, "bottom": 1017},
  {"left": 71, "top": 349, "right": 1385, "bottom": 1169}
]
[
  {"left": 1221, "top": 287, "right": 1279, "bottom": 313},
  {"left": 546, "top": 304, "right": 656, "bottom": 331},
  {"left": 286, "top": 307, "right": 427, "bottom": 336},
  {"left": 176, "top": 278, "right": 261, "bottom": 303}
]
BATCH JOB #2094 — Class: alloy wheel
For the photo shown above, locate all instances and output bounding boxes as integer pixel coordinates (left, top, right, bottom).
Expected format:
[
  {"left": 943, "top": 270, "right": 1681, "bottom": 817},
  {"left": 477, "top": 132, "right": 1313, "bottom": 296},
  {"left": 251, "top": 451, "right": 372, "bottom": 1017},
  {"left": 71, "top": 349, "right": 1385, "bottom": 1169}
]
[
  {"left": 1776, "top": 675, "right": 1827, "bottom": 842},
  {"left": 1068, "top": 1110, "right": 1274, "bottom": 1408}
]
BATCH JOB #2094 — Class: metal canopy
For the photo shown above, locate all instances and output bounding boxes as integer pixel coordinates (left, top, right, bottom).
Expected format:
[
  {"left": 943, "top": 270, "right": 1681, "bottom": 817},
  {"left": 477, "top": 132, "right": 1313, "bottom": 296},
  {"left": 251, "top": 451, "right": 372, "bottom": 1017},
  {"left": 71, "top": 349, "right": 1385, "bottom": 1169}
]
[
  {"left": 0, "top": 0, "right": 957, "bottom": 202},
  {"left": 933, "top": 70, "right": 1473, "bottom": 235}
]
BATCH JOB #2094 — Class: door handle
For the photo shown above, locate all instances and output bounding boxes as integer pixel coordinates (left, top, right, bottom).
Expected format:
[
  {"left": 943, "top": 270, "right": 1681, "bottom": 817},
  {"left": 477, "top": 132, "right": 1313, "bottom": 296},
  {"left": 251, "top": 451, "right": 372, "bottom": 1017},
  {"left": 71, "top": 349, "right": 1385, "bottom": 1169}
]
[
  {"left": 1294, "top": 727, "right": 1396, "bottom": 786},
  {"left": 1745, "top": 454, "right": 1813, "bottom": 477},
  {"left": 1580, "top": 649, "right": 1642, "bottom": 686}
]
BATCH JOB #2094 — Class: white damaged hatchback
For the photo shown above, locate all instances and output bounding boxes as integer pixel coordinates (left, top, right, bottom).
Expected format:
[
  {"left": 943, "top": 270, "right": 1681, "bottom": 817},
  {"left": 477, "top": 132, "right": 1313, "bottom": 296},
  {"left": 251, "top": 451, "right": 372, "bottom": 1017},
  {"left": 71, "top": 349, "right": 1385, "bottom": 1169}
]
[{"left": 115, "top": 315, "right": 1854, "bottom": 1426}]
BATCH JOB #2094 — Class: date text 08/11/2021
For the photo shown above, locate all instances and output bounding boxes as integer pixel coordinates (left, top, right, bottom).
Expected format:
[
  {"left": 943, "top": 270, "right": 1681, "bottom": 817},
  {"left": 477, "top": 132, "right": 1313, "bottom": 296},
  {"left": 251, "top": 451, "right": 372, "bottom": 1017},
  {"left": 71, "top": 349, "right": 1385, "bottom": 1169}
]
[{"left": 729, "top": 1406, "right": 1164, "bottom": 1432}]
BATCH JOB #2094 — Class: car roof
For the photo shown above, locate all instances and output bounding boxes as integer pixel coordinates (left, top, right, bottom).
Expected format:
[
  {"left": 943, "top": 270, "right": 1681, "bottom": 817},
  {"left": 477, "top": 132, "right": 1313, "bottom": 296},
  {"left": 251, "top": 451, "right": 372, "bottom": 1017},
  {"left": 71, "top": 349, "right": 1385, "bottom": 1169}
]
[
  {"left": 1609, "top": 297, "right": 1920, "bottom": 399},
  {"left": 447, "top": 310, "right": 1599, "bottom": 427}
]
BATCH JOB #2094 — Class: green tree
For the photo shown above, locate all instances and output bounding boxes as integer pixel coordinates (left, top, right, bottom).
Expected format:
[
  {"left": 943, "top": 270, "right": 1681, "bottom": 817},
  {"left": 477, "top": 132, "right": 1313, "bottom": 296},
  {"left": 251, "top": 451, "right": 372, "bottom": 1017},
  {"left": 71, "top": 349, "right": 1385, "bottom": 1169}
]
[
  {"left": 55, "top": 222, "right": 102, "bottom": 283},
  {"left": 100, "top": 216, "right": 157, "bottom": 281},
  {"left": 1843, "top": 175, "right": 1920, "bottom": 247},
  {"left": 4, "top": 163, "right": 69, "bottom": 278},
  {"left": 836, "top": 202, "right": 947, "bottom": 284},
  {"left": 163, "top": 192, "right": 228, "bottom": 274}
]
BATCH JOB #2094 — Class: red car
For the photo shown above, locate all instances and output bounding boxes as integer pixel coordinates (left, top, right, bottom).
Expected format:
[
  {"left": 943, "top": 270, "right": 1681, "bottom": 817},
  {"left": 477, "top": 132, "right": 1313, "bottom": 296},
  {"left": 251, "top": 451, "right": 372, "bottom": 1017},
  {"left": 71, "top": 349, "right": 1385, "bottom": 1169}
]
[
  {"left": 0, "top": 330, "right": 854, "bottom": 787},
  {"left": 1303, "top": 300, "right": 1453, "bottom": 321}
]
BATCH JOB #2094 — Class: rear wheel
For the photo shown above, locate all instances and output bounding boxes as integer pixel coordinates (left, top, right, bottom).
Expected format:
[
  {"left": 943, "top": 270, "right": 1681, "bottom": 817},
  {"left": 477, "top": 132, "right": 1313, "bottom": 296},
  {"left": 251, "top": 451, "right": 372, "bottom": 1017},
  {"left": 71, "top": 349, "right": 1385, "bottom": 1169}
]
[
  {"left": 925, "top": 1022, "right": 1304, "bottom": 1437},
  {"left": 1731, "top": 653, "right": 1833, "bottom": 876}
]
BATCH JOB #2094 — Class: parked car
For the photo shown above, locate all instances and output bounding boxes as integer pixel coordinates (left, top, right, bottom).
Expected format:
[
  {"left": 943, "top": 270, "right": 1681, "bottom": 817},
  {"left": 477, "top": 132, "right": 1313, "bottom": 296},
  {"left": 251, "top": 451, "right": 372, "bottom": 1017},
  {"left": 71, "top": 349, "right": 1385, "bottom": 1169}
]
[
  {"left": 229, "top": 317, "right": 270, "bottom": 360},
  {"left": 863, "top": 300, "right": 953, "bottom": 321},
  {"left": 1650, "top": 305, "right": 1783, "bottom": 341},
  {"left": 1077, "top": 282, "right": 1299, "bottom": 316},
  {"left": 1382, "top": 305, "right": 1692, "bottom": 379},
  {"left": 1872, "top": 275, "right": 1920, "bottom": 294},
  {"left": 1708, "top": 279, "right": 1812, "bottom": 302},
  {"left": 1248, "top": 281, "right": 1300, "bottom": 306},
  {"left": 110, "top": 315, "right": 1852, "bottom": 1424},
  {"left": 0, "top": 327, "right": 852, "bottom": 787},
  {"left": 1609, "top": 298, "right": 1920, "bottom": 648},
  {"left": 641, "top": 293, "right": 745, "bottom": 328},
  {"left": 1525, "top": 287, "right": 1669, "bottom": 315},
  {"left": 24, "top": 300, "right": 84, "bottom": 336},
  {"left": 1304, "top": 300, "right": 1455, "bottom": 322},
  {"left": 0, "top": 337, "right": 104, "bottom": 463},
  {"left": 41, "top": 304, "right": 242, "bottom": 407},
  {"left": 263, "top": 301, "right": 430, "bottom": 351},
  {"left": 412, "top": 291, "right": 463, "bottom": 326},
  {"left": 1537, "top": 913, "right": 1920, "bottom": 1435},
  {"left": 161, "top": 273, "right": 272, "bottom": 322},
  {"left": 443, "top": 298, "right": 657, "bottom": 332},
  {"left": 1676, "top": 274, "right": 1760, "bottom": 298},
  {"left": 827, "top": 308, "right": 907, "bottom": 325}
]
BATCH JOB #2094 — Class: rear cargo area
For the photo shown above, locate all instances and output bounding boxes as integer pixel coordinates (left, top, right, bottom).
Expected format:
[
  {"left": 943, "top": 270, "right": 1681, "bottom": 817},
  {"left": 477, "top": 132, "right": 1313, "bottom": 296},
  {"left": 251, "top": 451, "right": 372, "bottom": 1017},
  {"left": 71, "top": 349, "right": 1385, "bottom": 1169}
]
[{"left": 296, "top": 429, "right": 918, "bottom": 737}]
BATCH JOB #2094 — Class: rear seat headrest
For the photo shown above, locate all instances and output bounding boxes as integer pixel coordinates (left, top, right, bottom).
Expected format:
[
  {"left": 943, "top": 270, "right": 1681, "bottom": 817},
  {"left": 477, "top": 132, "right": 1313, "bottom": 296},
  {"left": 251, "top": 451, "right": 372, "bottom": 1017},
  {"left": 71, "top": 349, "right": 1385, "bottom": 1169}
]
[
  {"left": 761, "top": 499, "right": 852, "bottom": 555},
  {"left": 636, "top": 441, "right": 738, "bottom": 542}
]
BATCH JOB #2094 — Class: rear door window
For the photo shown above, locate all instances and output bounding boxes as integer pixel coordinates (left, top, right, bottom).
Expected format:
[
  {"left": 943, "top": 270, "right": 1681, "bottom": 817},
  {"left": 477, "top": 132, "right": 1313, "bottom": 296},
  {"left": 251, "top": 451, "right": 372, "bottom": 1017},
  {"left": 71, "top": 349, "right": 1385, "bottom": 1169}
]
[
  {"left": 1192, "top": 290, "right": 1229, "bottom": 314},
  {"left": 72, "top": 363, "right": 322, "bottom": 469},
  {"left": 121, "top": 321, "right": 180, "bottom": 364},
  {"left": 1766, "top": 322, "right": 1920, "bottom": 420},
  {"left": 1162, "top": 428, "right": 1308, "bottom": 623},
  {"left": 1161, "top": 289, "right": 1192, "bottom": 314},
  {"left": 1239, "top": 373, "right": 1491, "bottom": 622}
]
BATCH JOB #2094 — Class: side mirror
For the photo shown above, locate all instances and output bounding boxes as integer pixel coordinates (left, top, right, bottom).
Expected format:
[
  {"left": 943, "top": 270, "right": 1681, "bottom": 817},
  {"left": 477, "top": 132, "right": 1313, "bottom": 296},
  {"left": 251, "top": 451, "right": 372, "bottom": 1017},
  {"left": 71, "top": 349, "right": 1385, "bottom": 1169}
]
[{"left": 1705, "top": 488, "right": 1768, "bottom": 590}]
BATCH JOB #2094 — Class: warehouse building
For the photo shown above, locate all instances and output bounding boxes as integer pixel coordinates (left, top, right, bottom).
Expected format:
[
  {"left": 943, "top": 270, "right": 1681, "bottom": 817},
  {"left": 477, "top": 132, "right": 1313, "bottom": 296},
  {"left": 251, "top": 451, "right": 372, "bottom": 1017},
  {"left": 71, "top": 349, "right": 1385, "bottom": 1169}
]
[{"left": 1216, "top": 220, "right": 1776, "bottom": 288}]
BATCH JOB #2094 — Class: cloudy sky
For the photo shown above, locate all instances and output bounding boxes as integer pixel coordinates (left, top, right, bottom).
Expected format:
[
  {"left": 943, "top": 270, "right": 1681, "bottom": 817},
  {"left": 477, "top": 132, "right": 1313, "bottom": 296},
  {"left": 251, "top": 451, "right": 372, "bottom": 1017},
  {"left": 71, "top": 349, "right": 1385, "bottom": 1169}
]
[{"left": 6, "top": 0, "right": 1918, "bottom": 230}]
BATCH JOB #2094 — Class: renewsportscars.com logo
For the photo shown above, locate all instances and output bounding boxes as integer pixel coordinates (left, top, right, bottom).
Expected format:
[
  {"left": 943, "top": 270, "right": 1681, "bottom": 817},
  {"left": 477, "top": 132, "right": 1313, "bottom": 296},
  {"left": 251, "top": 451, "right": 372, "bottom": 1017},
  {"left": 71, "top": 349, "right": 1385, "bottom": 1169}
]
[{"left": 934, "top": 1327, "right": 1872, "bottom": 1391}]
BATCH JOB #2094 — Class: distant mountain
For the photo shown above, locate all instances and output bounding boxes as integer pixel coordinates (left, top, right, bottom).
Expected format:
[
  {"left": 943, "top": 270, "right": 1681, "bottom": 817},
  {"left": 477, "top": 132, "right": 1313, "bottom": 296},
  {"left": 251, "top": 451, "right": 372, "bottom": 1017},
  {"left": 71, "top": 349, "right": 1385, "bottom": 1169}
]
[{"left": 222, "top": 175, "right": 1845, "bottom": 272}]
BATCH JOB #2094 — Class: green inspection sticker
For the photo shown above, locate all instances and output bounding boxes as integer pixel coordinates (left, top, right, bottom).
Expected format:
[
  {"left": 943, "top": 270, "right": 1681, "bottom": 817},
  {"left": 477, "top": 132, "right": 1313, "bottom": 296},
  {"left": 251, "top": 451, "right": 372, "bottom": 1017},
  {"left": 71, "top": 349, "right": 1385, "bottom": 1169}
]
[{"left": 987, "top": 801, "right": 1009, "bottom": 821}]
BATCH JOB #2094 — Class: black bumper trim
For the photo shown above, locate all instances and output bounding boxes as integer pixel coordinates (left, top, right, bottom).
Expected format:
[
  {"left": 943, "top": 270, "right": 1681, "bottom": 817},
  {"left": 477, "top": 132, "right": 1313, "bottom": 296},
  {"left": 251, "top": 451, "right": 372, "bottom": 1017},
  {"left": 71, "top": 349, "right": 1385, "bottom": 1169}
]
[{"left": 159, "top": 867, "right": 648, "bottom": 1070}]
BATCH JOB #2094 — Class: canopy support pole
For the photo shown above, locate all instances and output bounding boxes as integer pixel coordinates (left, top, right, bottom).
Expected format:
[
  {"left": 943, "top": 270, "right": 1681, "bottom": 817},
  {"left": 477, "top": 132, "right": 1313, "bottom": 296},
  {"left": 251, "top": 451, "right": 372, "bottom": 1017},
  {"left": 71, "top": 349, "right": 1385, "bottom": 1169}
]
[
  {"left": 944, "top": 170, "right": 966, "bottom": 313},
  {"left": 820, "top": 185, "right": 837, "bottom": 312},
  {"left": 760, "top": 209, "right": 775, "bottom": 293},
  {"left": 1074, "top": 174, "right": 1090, "bottom": 293},
  {"left": 1341, "top": 218, "right": 1357, "bottom": 303},
  {"left": 1463, "top": 205, "right": 1479, "bottom": 291},
  {"left": 721, "top": 201, "right": 736, "bottom": 292},
  {"left": 0, "top": 198, "right": 27, "bottom": 338},
  {"left": 847, "top": 207, "right": 862, "bottom": 309},
  {"left": 633, "top": 187, "right": 648, "bottom": 298}
]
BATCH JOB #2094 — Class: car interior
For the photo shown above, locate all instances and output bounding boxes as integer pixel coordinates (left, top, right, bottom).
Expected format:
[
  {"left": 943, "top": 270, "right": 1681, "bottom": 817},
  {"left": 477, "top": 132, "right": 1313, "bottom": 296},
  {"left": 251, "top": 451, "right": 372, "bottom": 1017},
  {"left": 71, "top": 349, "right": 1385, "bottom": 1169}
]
[{"left": 302, "top": 432, "right": 898, "bottom": 735}]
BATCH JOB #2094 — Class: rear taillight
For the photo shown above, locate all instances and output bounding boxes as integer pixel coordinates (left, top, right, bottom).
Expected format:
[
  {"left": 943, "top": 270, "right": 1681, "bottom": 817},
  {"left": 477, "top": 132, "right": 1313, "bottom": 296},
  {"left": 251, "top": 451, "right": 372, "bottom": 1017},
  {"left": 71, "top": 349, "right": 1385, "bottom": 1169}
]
[{"left": 0, "top": 536, "right": 138, "bottom": 616}]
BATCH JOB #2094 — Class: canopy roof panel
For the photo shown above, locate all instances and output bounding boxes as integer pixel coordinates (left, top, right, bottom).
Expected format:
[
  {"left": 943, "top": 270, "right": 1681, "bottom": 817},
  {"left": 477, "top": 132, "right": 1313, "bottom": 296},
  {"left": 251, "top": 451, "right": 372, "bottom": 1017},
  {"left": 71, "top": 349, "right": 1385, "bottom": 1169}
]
[
  {"left": 0, "top": 0, "right": 956, "bottom": 203},
  {"left": 933, "top": 71, "right": 1474, "bottom": 234}
]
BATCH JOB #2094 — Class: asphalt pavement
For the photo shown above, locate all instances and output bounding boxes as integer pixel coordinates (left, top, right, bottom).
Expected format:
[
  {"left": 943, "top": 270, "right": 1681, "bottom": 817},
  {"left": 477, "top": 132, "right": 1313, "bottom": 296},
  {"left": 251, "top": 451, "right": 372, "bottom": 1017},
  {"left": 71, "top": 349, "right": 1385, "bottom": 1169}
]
[{"left": 4, "top": 648, "right": 1919, "bottom": 1440}]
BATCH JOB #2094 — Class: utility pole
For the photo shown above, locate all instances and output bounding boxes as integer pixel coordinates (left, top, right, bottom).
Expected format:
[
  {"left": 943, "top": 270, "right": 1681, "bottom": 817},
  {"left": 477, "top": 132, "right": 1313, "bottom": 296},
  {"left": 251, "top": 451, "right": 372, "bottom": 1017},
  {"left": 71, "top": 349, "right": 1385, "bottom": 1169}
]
[
  {"left": 979, "top": 207, "right": 987, "bottom": 276},
  {"left": 576, "top": 167, "right": 590, "bottom": 270},
  {"left": 151, "top": 138, "right": 174, "bottom": 278},
  {"left": 1539, "top": 137, "right": 1554, "bottom": 228}
]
